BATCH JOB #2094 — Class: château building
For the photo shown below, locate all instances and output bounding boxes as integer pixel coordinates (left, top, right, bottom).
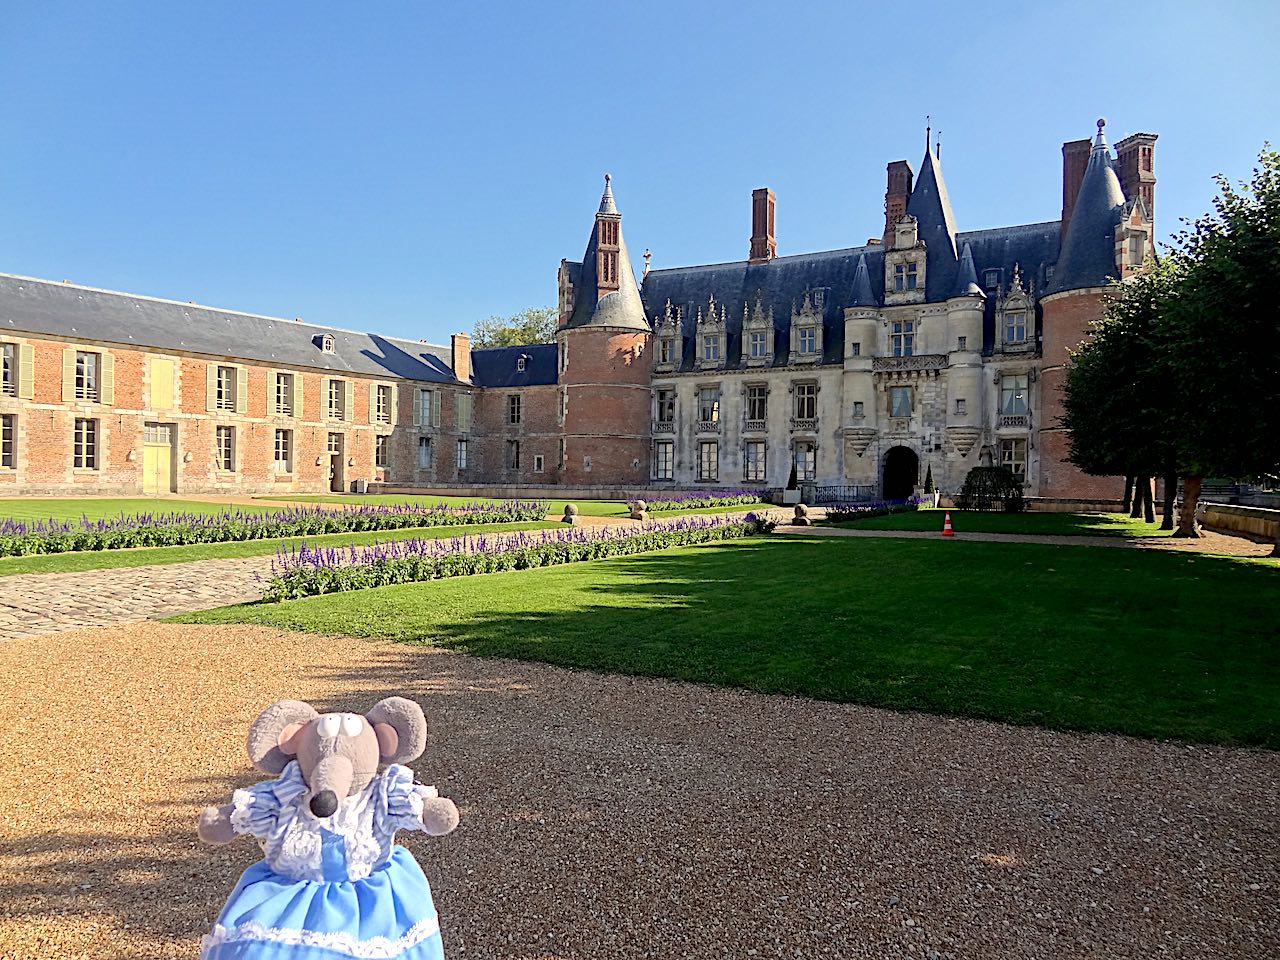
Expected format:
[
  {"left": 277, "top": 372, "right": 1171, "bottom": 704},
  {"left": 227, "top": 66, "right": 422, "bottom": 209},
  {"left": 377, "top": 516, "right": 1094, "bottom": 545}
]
[{"left": 0, "top": 120, "right": 1154, "bottom": 500}]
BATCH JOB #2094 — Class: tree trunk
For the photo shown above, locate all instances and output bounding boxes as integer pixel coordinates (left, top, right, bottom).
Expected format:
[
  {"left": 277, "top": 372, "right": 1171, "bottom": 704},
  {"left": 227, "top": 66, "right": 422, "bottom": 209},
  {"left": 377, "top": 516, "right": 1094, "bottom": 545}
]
[
  {"left": 1160, "top": 471, "right": 1176, "bottom": 531},
  {"left": 1122, "top": 476, "right": 1135, "bottom": 514},
  {"left": 1143, "top": 478, "right": 1156, "bottom": 524},
  {"left": 1129, "top": 476, "right": 1145, "bottom": 519},
  {"left": 1175, "top": 474, "right": 1202, "bottom": 538}
]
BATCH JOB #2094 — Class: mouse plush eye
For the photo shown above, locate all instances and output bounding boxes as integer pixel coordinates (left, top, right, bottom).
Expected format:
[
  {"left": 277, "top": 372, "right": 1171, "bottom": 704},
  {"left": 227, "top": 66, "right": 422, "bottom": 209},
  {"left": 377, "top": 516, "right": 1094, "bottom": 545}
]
[
  {"left": 317, "top": 714, "right": 342, "bottom": 739},
  {"left": 341, "top": 714, "right": 364, "bottom": 737}
]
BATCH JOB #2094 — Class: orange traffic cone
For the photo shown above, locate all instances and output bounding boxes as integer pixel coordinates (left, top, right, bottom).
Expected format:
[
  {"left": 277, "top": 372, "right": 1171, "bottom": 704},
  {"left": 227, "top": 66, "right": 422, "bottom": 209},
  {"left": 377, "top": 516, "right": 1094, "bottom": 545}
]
[{"left": 942, "top": 511, "right": 955, "bottom": 537}]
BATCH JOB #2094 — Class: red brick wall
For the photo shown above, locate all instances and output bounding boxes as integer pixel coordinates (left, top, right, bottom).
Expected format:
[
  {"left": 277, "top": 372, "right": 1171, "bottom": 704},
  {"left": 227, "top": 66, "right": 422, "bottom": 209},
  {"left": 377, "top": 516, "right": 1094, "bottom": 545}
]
[{"left": 560, "top": 327, "right": 651, "bottom": 485}]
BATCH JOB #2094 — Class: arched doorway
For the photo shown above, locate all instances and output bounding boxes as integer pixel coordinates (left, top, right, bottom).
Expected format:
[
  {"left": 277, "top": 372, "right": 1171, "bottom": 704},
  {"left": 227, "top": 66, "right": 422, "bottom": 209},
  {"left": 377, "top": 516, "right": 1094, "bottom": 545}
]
[{"left": 882, "top": 446, "right": 919, "bottom": 501}]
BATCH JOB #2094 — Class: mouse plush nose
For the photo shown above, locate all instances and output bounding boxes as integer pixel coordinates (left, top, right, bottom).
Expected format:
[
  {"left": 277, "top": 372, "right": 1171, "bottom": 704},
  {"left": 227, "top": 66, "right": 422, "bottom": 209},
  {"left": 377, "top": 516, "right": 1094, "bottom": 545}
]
[{"left": 310, "top": 790, "right": 338, "bottom": 818}]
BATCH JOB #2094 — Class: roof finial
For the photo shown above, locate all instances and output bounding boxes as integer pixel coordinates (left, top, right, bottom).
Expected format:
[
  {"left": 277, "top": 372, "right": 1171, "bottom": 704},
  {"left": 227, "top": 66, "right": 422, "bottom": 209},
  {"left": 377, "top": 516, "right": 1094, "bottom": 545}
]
[
  {"left": 925, "top": 115, "right": 931, "bottom": 153},
  {"left": 642, "top": 248, "right": 651, "bottom": 277},
  {"left": 935, "top": 129, "right": 941, "bottom": 159},
  {"left": 598, "top": 172, "right": 618, "bottom": 215},
  {"left": 1092, "top": 117, "right": 1109, "bottom": 155}
]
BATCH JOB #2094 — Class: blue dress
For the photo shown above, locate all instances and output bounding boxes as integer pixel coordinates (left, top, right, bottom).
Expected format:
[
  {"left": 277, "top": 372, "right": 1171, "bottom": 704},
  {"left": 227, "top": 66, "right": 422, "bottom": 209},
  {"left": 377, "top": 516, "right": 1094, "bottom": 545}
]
[{"left": 201, "top": 762, "right": 447, "bottom": 959}]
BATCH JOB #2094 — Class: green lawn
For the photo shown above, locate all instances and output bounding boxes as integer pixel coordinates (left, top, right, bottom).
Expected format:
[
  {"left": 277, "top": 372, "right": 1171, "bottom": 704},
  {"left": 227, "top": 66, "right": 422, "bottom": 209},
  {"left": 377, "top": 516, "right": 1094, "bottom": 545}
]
[
  {"left": 254, "top": 494, "right": 765, "bottom": 519},
  {"left": 825, "top": 509, "right": 1171, "bottom": 538},
  {"left": 0, "top": 497, "right": 277, "bottom": 523},
  {"left": 178, "top": 535, "right": 1279, "bottom": 747},
  {"left": 0, "top": 521, "right": 557, "bottom": 577}
]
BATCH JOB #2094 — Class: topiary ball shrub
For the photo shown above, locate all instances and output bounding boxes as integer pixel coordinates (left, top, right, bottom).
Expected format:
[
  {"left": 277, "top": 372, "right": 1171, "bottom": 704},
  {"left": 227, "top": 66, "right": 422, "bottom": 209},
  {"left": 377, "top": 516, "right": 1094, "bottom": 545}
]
[{"left": 956, "top": 466, "right": 1025, "bottom": 512}]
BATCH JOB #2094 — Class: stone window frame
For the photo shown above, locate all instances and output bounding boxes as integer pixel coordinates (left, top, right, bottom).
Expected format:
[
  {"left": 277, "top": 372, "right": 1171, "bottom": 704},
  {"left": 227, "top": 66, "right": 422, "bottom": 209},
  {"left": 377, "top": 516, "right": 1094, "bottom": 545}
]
[
  {"left": 373, "top": 383, "right": 395, "bottom": 425},
  {"left": 215, "top": 425, "right": 236, "bottom": 472},
  {"left": 214, "top": 364, "right": 238, "bottom": 411},
  {"left": 417, "top": 436, "right": 432, "bottom": 470},
  {"left": 456, "top": 438, "right": 469, "bottom": 471},
  {"left": 743, "top": 439, "right": 766, "bottom": 482},
  {"left": 851, "top": 401, "right": 865, "bottom": 419},
  {"left": 744, "top": 383, "right": 768, "bottom": 423},
  {"left": 792, "top": 439, "right": 817, "bottom": 482},
  {"left": 0, "top": 343, "right": 14, "bottom": 397},
  {"left": 1000, "top": 437, "right": 1028, "bottom": 483},
  {"left": 273, "top": 428, "right": 293, "bottom": 474},
  {"left": 890, "top": 318, "right": 915, "bottom": 357},
  {"left": 654, "top": 387, "right": 677, "bottom": 423},
  {"left": 1000, "top": 373, "right": 1030, "bottom": 415},
  {"left": 507, "top": 439, "right": 521, "bottom": 470},
  {"left": 653, "top": 440, "right": 674, "bottom": 481},
  {"left": 375, "top": 434, "right": 390, "bottom": 470},
  {"left": 697, "top": 439, "right": 719, "bottom": 482},
  {"left": 73, "top": 417, "right": 99, "bottom": 470},
  {"left": 697, "top": 384, "right": 721, "bottom": 424},
  {"left": 889, "top": 385, "right": 913, "bottom": 419},
  {"left": 507, "top": 393, "right": 522, "bottom": 426},
  {"left": 0, "top": 413, "right": 15, "bottom": 469},
  {"left": 792, "top": 381, "right": 818, "bottom": 420},
  {"left": 273, "top": 372, "right": 296, "bottom": 417}
]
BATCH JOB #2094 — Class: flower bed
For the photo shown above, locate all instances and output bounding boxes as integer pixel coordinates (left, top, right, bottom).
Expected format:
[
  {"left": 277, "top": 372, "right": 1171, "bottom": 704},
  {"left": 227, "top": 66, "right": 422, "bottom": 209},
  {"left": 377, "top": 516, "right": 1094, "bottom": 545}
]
[
  {"left": 630, "top": 490, "right": 766, "bottom": 512},
  {"left": 823, "top": 498, "right": 925, "bottom": 523},
  {"left": 261, "top": 513, "right": 776, "bottom": 601},
  {"left": 0, "top": 501, "right": 549, "bottom": 557}
]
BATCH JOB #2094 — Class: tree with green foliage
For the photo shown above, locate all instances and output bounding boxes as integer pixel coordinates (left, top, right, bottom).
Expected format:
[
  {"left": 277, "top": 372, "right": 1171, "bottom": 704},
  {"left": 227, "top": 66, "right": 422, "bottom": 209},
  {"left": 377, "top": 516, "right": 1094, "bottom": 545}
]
[
  {"left": 472, "top": 306, "right": 558, "bottom": 348},
  {"left": 1064, "top": 147, "right": 1280, "bottom": 542}
]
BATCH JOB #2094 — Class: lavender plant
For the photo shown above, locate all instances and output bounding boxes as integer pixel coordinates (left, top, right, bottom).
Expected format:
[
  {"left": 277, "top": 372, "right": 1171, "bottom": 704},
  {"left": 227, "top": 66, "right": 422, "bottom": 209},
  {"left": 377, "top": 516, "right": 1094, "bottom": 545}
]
[
  {"left": 824, "top": 496, "right": 926, "bottom": 523},
  {"left": 0, "top": 501, "right": 549, "bottom": 557},
  {"left": 261, "top": 513, "right": 776, "bottom": 601},
  {"left": 628, "top": 490, "right": 766, "bottom": 512}
]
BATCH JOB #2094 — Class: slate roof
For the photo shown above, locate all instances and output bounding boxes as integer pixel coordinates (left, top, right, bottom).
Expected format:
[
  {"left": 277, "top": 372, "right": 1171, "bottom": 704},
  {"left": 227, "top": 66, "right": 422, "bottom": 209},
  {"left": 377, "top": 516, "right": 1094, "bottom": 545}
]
[
  {"left": 905, "top": 146, "right": 961, "bottom": 302},
  {"left": 640, "top": 219, "right": 1062, "bottom": 364},
  {"left": 469, "top": 343, "right": 558, "bottom": 387},
  {"left": 0, "top": 273, "right": 462, "bottom": 384},
  {"left": 563, "top": 178, "right": 650, "bottom": 332},
  {"left": 1048, "top": 122, "right": 1127, "bottom": 294}
]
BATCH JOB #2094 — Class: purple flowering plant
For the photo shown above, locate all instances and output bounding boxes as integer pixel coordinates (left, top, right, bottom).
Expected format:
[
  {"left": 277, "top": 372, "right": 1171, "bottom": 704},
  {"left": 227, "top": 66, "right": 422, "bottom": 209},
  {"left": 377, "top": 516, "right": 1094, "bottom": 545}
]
[{"left": 627, "top": 490, "right": 765, "bottom": 512}]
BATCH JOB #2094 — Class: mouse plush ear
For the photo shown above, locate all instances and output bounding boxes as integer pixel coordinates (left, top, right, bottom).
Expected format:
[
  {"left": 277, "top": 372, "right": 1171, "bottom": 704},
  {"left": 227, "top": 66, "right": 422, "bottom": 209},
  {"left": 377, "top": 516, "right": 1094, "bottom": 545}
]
[
  {"left": 246, "top": 700, "right": 318, "bottom": 774},
  {"left": 365, "top": 697, "right": 427, "bottom": 765}
]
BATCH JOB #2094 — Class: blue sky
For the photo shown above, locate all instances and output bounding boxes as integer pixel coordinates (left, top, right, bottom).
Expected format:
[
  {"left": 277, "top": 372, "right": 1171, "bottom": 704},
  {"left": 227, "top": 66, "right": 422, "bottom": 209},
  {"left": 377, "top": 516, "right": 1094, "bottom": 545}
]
[{"left": 2, "top": 1, "right": 1276, "bottom": 345}]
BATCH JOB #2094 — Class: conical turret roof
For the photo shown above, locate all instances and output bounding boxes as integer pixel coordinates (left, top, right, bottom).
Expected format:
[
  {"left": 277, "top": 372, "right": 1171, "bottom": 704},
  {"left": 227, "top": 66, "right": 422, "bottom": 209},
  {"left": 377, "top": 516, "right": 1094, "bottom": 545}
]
[
  {"left": 1048, "top": 119, "right": 1126, "bottom": 294},
  {"left": 953, "top": 242, "right": 983, "bottom": 297},
  {"left": 906, "top": 143, "right": 960, "bottom": 300},
  {"left": 564, "top": 176, "right": 649, "bottom": 332},
  {"left": 849, "top": 253, "right": 878, "bottom": 307}
]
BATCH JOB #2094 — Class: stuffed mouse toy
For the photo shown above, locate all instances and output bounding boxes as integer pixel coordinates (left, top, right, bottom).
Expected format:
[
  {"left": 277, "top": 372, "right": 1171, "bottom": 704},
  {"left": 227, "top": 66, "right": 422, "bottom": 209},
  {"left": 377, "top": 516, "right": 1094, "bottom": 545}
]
[{"left": 198, "top": 697, "right": 459, "bottom": 959}]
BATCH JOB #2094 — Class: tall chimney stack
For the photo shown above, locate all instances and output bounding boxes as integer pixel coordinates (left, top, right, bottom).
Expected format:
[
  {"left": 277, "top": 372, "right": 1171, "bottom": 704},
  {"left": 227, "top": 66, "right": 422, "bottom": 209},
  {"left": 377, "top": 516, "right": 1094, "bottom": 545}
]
[
  {"left": 883, "top": 161, "right": 913, "bottom": 245},
  {"left": 451, "top": 332, "right": 472, "bottom": 383},
  {"left": 1060, "top": 138, "right": 1092, "bottom": 242},
  {"left": 1114, "top": 132, "right": 1158, "bottom": 233},
  {"left": 749, "top": 188, "right": 776, "bottom": 263}
]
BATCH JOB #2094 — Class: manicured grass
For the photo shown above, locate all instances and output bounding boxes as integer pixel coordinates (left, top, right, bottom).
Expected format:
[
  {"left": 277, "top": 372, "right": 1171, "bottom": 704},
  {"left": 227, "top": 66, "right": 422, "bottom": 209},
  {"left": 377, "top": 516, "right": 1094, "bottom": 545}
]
[
  {"left": 0, "top": 521, "right": 557, "bottom": 576},
  {"left": 178, "top": 535, "right": 1279, "bottom": 747},
  {"left": 0, "top": 497, "right": 276, "bottom": 523},
  {"left": 825, "top": 509, "right": 1172, "bottom": 538},
  {"left": 255, "top": 494, "right": 765, "bottom": 519}
]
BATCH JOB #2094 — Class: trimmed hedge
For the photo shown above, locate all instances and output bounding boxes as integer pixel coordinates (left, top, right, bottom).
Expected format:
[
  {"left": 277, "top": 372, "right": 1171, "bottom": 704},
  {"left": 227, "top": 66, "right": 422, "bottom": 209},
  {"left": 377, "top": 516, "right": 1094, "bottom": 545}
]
[
  {"left": 0, "top": 501, "right": 550, "bottom": 557},
  {"left": 262, "top": 513, "right": 776, "bottom": 601},
  {"left": 631, "top": 490, "right": 766, "bottom": 512}
]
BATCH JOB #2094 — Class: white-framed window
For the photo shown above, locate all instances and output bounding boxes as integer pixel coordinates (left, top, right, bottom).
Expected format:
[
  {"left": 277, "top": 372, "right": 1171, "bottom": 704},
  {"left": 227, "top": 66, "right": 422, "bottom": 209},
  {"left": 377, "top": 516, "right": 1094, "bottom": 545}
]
[
  {"left": 375, "top": 434, "right": 389, "bottom": 469},
  {"left": 893, "top": 262, "right": 919, "bottom": 291},
  {"left": 653, "top": 440, "right": 674, "bottom": 480},
  {"left": 698, "top": 386, "right": 720, "bottom": 423},
  {"left": 890, "top": 386, "right": 912, "bottom": 418},
  {"left": 417, "top": 436, "right": 431, "bottom": 469},
  {"left": 73, "top": 418, "right": 98, "bottom": 469},
  {"left": 1129, "top": 234, "right": 1145, "bottom": 267},
  {"left": 534, "top": 454, "right": 544, "bottom": 473},
  {"left": 1001, "top": 438, "right": 1028, "bottom": 483},
  {"left": 1001, "top": 375, "right": 1029, "bottom": 415},
  {"left": 659, "top": 338, "right": 674, "bottom": 363},
  {"left": 273, "top": 429, "right": 293, "bottom": 473},
  {"left": 215, "top": 365, "right": 236, "bottom": 411},
  {"left": 794, "top": 383, "right": 817, "bottom": 419},
  {"left": 744, "top": 440, "right": 766, "bottom": 481},
  {"left": 655, "top": 389, "right": 676, "bottom": 423},
  {"left": 77, "top": 352, "right": 102, "bottom": 402},
  {"left": 1004, "top": 312, "right": 1027, "bottom": 344},
  {"left": 375, "top": 384, "right": 393, "bottom": 425},
  {"left": 891, "top": 319, "right": 914, "bottom": 357},
  {"left": 698, "top": 440, "right": 719, "bottom": 481},
  {"left": 274, "top": 373, "right": 295, "bottom": 416},
  {"left": 955, "top": 398, "right": 966, "bottom": 415},
  {"left": 702, "top": 335, "right": 721, "bottom": 362},
  {"left": 984, "top": 268, "right": 1001, "bottom": 289},
  {"left": 508, "top": 394, "right": 522, "bottom": 425},
  {"left": 456, "top": 438, "right": 469, "bottom": 470},
  {"left": 746, "top": 385, "right": 767, "bottom": 422},
  {"left": 215, "top": 425, "right": 235, "bottom": 471},
  {"left": 0, "top": 414, "right": 14, "bottom": 468},
  {"left": 516, "top": 356, "right": 527, "bottom": 373},
  {"left": 417, "top": 388, "right": 434, "bottom": 427},
  {"left": 507, "top": 439, "right": 520, "bottom": 469},
  {"left": 794, "top": 440, "right": 816, "bottom": 481},
  {"left": 852, "top": 401, "right": 865, "bottom": 418},
  {"left": 327, "top": 378, "right": 345, "bottom": 420},
  {"left": 0, "top": 343, "right": 14, "bottom": 397},
  {"left": 749, "top": 331, "right": 768, "bottom": 359},
  {"left": 798, "top": 327, "right": 817, "bottom": 354}
]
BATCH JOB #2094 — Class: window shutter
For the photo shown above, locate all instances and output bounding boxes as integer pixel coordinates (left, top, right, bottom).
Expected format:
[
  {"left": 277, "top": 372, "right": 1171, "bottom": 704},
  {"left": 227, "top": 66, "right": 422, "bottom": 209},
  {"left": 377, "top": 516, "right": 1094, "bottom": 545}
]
[
  {"left": 62, "top": 348, "right": 76, "bottom": 402},
  {"left": 412, "top": 388, "right": 423, "bottom": 427},
  {"left": 150, "top": 357, "right": 174, "bottom": 410},
  {"left": 320, "top": 377, "right": 329, "bottom": 419},
  {"left": 344, "top": 380, "right": 355, "bottom": 423},
  {"left": 18, "top": 344, "right": 34, "bottom": 400},
  {"left": 431, "top": 391, "right": 440, "bottom": 428},
  {"left": 206, "top": 364, "right": 218, "bottom": 412},
  {"left": 294, "top": 374, "right": 304, "bottom": 420},
  {"left": 235, "top": 366, "right": 249, "bottom": 414},
  {"left": 368, "top": 382, "right": 378, "bottom": 424},
  {"left": 389, "top": 384, "right": 398, "bottom": 425},
  {"left": 99, "top": 352, "right": 115, "bottom": 406}
]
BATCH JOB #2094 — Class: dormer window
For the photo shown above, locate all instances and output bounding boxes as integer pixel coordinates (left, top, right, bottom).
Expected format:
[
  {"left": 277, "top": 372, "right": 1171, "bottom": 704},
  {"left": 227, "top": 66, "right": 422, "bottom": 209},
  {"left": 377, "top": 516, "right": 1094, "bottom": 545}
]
[
  {"left": 742, "top": 293, "right": 774, "bottom": 368},
  {"left": 1004, "top": 312, "right": 1027, "bottom": 344},
  {"left": 695, "top": 295, "right": 727, "bottom": 369},
  {"left": 997, "top": 263, "right": 1034, "bottom": 352},
  {"left": 516, "top": 355, "right": 527, "bottom": 373},
  {"left": 893, "top": 263, "right": 919, "bottom": 292},
  {"left": 702, "top": 335, "right": 722, "bottom": 362},
  {"left": 983, "top": 268, "right": 1002, "bottom": 290},
  {"left": 749, "top": 331, "right": 768, "bottom": 359},
  {"left": 659, "top": 338, "right": 674, "bottom": 364},
  {"left": 314, "top": 333, "right": 336, "bottom": 354},
  {"left": 798, "top": 327, "right": 817, "bottom": 354},
  {"left": 1128, "top": 234, "right": 1146, "bottom": 267}
]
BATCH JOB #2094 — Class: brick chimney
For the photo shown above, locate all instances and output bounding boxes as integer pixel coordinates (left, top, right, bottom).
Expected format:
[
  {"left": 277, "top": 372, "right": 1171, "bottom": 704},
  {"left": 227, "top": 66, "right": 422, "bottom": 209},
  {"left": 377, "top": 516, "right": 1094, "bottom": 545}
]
[
  {"left": 883, "top": 161, "right": 913, "bottom": 244},
  {"left": 749, "top": 188, "right": 777, "bottom": 263},
  {"left": 1060, "top": 138, "right": 1092, "bottom": 241},
  {"left": 1115, "top": 132, "right": 1158, "bottom": 232},
  {"left": 451, "top": 333, "right": 471, "bottom": 382}
]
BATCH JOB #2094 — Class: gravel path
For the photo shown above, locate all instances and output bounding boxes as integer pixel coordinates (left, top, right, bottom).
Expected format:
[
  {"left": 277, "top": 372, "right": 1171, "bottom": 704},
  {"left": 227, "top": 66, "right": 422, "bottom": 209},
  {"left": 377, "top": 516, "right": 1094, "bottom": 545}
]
[{"left": 1, "top": 622, "right": 1275, "bottom": 959}]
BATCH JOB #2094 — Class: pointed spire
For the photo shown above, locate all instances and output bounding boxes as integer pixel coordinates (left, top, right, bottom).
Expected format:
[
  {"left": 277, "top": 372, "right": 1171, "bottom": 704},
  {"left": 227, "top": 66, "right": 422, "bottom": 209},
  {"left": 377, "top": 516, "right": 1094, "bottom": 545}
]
[
  {"left": 906, "top": 131, "right": 960, "bottom": 299},
  {"left": 564, "top": 175, "right": 649, "bottom": 331},
  {"left": 954, "top": 243, "right": 983, "bottom": 298},
  {"left": 1049, "top": 119, "right": 1127, "bottom": 294},
  {"left": 850, "top": 254, "right": 877, "bottom": 307},
  {"left": 598, "top": 173, "right": 618, "bottom": 215}
]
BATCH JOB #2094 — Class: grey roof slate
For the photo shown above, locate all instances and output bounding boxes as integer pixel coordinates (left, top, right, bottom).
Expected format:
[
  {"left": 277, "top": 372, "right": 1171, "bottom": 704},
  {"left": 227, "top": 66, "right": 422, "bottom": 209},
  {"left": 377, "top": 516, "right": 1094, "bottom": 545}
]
[
  {"left": 469, "top": 343, "right": 558, "bottom": 388},
  {"left": 906, "top": 146, "right": 961, "bottom": 302},
  {"left": 954, "top": 242, "right": 983, "bottom": 297},
  {"left": 564, "top": 180, "right": 650, "bottom": 332},
  {"left": 1048, "top": 123, "right": 1126, "bottom": 294},
  {"left": 849, "top": 254, "right": 876, "bottom": 307},
  {"left": 0, "top": 273, "right": 462, "bottom": 383}
]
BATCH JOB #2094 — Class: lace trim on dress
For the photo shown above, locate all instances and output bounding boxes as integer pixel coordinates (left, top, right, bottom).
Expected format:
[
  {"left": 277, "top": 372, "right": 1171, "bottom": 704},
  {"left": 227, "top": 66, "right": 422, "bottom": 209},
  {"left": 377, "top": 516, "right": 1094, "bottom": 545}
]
[{"left": 201, "top": 915, "right": 441, "bottom": 959}]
